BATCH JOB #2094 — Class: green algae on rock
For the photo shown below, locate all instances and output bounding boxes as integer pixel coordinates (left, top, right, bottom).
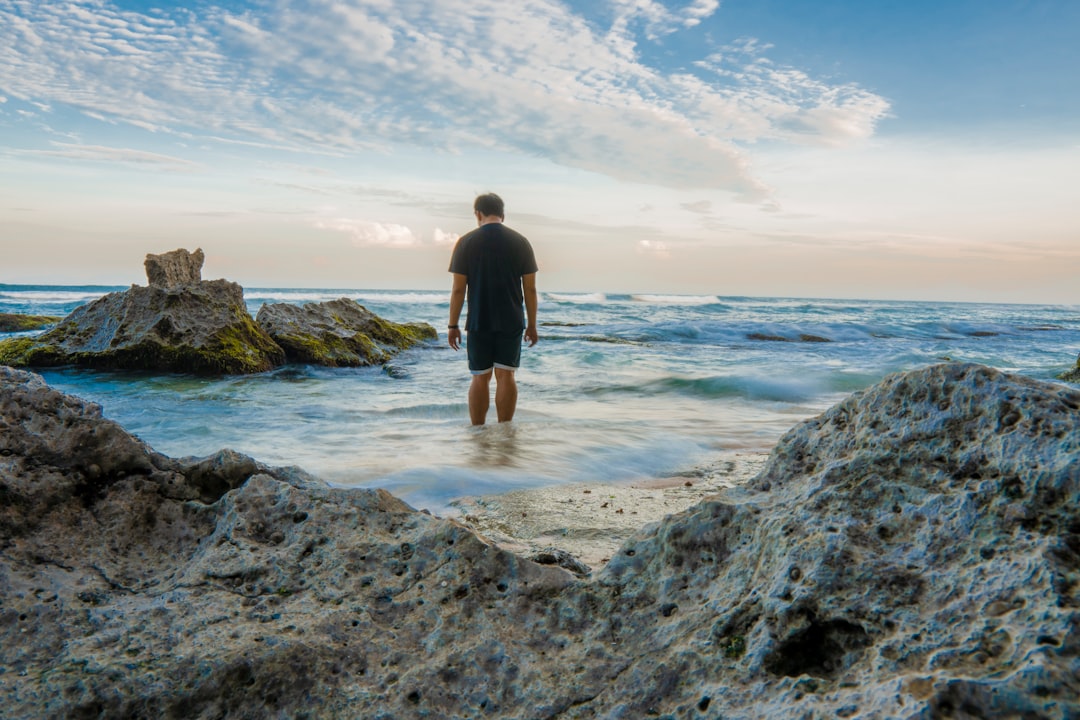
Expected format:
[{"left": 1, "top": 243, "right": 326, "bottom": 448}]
[
  {"left": 256, "top": 297, "right": 437, "bottom": 367},
  {"left": 0, "top": 313, "right": 61, "bottom": 333},
  {"left": 1061, "top": 353, "right": 1080, "bottom": 383}
]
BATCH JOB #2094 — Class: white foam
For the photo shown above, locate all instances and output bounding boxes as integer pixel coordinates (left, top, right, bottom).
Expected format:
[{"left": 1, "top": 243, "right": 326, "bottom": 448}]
[
  {"left": 354, "top": 292, "right": 448, "bottom": 304},
  {"left": 244, "top": 290, "right": 448, "bottom": 305},
  {"left": 243, "top": 291, "right": 346, "bottom": 303},
  {"left": 0, "top": 290, "right": 109, "bottom": 302},
  {"left": 631, "top": 294, "right": 720, "bottom": 305},
  {"left": 545, "top": 292, "right": 606, "bottom": 304}
]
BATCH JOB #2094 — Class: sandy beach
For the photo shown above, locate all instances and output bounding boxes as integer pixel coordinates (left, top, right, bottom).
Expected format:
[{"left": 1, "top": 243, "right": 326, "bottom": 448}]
[{"left": 450, "top": 450, "right": 770, "bottom": 570}]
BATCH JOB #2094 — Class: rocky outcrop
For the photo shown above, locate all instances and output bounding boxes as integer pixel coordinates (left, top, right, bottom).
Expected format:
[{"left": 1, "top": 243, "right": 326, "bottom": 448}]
[
  {"left": 256, "top": 298, "right": 436, "bottom": 367},
  {"left": 0, "top": 313, "right": 59, "bottom": 333},
  {"left": 145, "top": 247, "right": 205, "bottom": 288},
  {"left": 1062, "top": 353, "right": 1080, "bottom": 383},
  {"left": 0, "top": 280, "right": 284, "bottom": 374},
  {"left": 1, "top": 363, "right": 1077, "bottom": 718},
  {"left": 0, "top": 252, "right": 436, "bottom": 374}
]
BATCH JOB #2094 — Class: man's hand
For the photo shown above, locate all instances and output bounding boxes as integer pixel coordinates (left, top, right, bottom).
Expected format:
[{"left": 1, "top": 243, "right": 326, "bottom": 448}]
[
  {"left": 524, "top": 325, "right": 538, "bottom": 347},
  {"left": 448, "top": 327, "right": 462, "bottom": 350}
]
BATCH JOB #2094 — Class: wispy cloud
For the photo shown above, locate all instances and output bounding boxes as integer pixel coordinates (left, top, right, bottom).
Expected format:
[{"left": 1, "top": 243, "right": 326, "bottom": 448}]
[
  {"left": 691, "top": 38, "right": 891, "bottom": 145},
  {"left": 23, "top": 142, "right": 200, "bottom": 170},
  {"left": 682, "top": 200, "right": 713, "bottom": 214},
  {"left": 0, "top": 0, "right": 889, "bottom": 195}
]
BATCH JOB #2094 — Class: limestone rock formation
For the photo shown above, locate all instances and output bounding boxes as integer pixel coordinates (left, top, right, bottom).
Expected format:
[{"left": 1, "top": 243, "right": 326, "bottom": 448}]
[
  {"left": 145, "top": 247, "right": 205, "bottom": 288},
  {"left": 0, "top": 313, "right": 59, "bottom": 333},
  {"left": 256, "top": 297, "right": 437, "bottom": 367},
  {"left": 1, "top": 363, "right": 1078, "bottom": 718},
  {"left": 0, "top": 280, "right": 284, "bottom": 374}
]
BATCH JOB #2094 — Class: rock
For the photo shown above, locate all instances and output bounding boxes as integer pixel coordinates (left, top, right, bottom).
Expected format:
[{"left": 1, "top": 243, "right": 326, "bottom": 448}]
[
  {"left": 0, "top": 313, "right": 60, "bottom": 333},
  {"left": 0, "top": 280, "right": 284, "bottom": 374},
  {"left": 145, "top": 247, "right": 205, "bottom": 288},
  {"left": 747, "top": 332, "right": 831, "bottom": 343},
  {"left": 256, "top": 297, "right": 436, "bottom": 367},
  {"left": 1, "top": 363, "right": 1078, "bottom": 718},
  {"left": 1061, "top": 353, "right": 1080, "bottom": 383},
  {"left": 747, "top": 332, "right": 790, "bottom": 342},
  {"left": 530, "top": 547, "right": 592, "bottom": 576}
]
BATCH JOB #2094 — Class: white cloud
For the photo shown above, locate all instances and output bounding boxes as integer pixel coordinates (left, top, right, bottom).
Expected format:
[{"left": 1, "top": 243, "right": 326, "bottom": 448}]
[
  {"left": 316, "top": 218, "right": 421, "bottom": 247},
  {"left": 609, "top": 0, "right": 719, "bottom": 38},
  {"left": 313, "top": 217, "right": 460, "bottom": 248},
  {"left": 682, "top": 0, "right": 721, "bottom": 27},
  {"left": 432, "top": 228, "right": 459, "bottom": 245},
  {"left": 637, "top": 239, "right": 670, "bottom": 258},
  {"left": 0, "top": 0, "right": 889, "bottom": 195}
]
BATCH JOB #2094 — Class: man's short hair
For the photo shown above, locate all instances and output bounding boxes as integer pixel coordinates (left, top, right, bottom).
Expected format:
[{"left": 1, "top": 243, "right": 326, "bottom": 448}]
[{"left": 474, "top": 193, "right": 505, "bottom": 218}]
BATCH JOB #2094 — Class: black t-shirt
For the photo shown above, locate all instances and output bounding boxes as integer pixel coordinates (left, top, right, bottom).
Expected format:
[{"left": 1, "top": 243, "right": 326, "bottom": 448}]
[{"left": 448, "top": 223, "right": 538, "bottom": 332}]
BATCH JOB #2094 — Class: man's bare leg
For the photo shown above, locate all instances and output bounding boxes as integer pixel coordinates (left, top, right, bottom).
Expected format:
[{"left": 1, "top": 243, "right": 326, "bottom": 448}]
[
  {"left": 494, "top": 368, "right": 518, "bottom": 422},
  {"left": 469, "top": 371, "right": 492, "bottom": 425}
]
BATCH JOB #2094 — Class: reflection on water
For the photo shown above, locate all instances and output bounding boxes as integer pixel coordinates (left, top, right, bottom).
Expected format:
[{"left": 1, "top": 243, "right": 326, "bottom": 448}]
[{"left": 467, "top": 423, "right": 521, "bottom": 469}]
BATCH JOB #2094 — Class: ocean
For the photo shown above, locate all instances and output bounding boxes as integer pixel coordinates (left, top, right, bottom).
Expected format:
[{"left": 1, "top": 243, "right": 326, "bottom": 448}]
[{"left": 3, "top": 284, "right": 1078, "bottom": 514}]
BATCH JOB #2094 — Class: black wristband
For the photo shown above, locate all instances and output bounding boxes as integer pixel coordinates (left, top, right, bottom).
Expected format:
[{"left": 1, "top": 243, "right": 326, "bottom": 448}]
[{"left": 448, "top": 325, "right": 459, "bottom": 329}]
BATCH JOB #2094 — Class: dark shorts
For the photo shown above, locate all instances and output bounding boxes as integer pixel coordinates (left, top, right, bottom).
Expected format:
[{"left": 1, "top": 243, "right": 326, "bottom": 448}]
[{"left": 466, "top": 330, "right": 522, "bottom": 374}]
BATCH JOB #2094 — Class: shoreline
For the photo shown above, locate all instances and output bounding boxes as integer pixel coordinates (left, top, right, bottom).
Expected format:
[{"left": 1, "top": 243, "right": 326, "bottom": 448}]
[{"left": 448, "top": 450, "right": 770, "bottom": 570}]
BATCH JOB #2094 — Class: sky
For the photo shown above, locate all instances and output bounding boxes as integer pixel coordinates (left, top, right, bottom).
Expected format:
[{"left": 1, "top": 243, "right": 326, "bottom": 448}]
[{"left": 1, "top": 0, "right": 1078, "bottom": 303}]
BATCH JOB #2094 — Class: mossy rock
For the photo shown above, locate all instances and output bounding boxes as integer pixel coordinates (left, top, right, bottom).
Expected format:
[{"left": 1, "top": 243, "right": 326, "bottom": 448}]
[
  {"left": 0, "top": 313, "right": 61, "bottom": 333},
  {"left": 256, "top": 298, "right": 437, "bottom": 367},
  {"left": 0, "top": 281, "right": 285, "bottom": 375}
]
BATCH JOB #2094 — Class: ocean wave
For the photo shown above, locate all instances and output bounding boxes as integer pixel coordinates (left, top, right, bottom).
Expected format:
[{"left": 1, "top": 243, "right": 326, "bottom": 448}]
[
  {"left": 630, "top": 294, "right": 722, "bottom": 306},
  {"left": 243, "top": 290, "right": 354, "bottom": 303},
  {"left": 0, "top": 290, "right": 112, "bottom": 303},
  {"left": 354, "top": 292, "right": 449, "bottom": 305},
  {"left": 545, "top": 292, "right": 607, "bottom": 304},
  {"left": 243, "top": 289, "right": 449, "bottom": 306}
]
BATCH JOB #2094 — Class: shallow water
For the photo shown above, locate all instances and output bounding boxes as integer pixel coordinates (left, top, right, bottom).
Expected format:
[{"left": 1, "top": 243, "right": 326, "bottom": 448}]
[{"left": 3, "top": 284, "right": 1078, "bottom": 513}]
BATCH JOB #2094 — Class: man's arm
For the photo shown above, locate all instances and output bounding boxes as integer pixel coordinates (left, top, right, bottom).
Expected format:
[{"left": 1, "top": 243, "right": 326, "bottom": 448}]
[
  {"left": 522, "top": 272, "right": 538, "bottom": 347},
  {"left": 448, "top": 273, "right": 467, "bottom": 350}
]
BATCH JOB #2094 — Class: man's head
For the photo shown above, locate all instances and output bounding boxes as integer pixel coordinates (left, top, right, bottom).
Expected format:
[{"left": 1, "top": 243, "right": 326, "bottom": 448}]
[{"left": 473, "top": 193, "right": 505, "bottom": 220}]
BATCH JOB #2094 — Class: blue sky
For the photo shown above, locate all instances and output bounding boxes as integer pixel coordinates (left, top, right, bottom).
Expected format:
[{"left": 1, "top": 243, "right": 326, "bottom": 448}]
[{"left": 1, "top": 0, "right": 1077, "bottom": 302}]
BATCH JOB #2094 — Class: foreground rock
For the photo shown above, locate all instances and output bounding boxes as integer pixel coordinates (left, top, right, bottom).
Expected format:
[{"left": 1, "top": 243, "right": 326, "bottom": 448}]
[
  {"left": 0, "top": 313, "right": 60, "bottom": 333},
  {"left": 1, "top": 363, "right": 1078, "bottom": 718},
  {"left": 256, "top": 298, "right": 437, "bottom": 367}
]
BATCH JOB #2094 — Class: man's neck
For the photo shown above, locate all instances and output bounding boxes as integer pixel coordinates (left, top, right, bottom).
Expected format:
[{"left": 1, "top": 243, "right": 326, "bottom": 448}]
[{"left": 477, "top": 214, "right": 503, "bottom": 226}]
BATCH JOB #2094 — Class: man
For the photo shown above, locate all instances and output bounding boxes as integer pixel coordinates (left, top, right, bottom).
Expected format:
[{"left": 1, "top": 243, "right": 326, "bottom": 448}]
[{"left": 447, "top": 193, "right": 538, "bottom": 425}]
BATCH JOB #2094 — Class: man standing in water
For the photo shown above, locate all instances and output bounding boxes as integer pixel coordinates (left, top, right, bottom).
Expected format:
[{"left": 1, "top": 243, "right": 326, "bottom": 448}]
[{"left": 448, "top": 193, "right": 539, "bottom": 425}]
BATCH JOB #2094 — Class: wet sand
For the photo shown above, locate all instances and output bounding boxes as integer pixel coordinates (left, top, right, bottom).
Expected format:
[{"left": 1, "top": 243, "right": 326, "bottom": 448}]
[{"left": 449, "top": 451, "right": 769, "bottom": 571}]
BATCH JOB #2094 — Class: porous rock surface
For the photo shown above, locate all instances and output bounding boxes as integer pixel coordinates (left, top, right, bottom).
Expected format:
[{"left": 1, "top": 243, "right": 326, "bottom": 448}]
[
  {"left": 256, "top": 298, "right": 437, "bottom": 367},
  {"left": 0, "top": 280, "right": 284, "bottom": 374},
  {"left": 1, "top": 363, "right": 1078, "bottom": 718},
  {"left": 145, "top": 248, "right": 205, "bottom": 288}
]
